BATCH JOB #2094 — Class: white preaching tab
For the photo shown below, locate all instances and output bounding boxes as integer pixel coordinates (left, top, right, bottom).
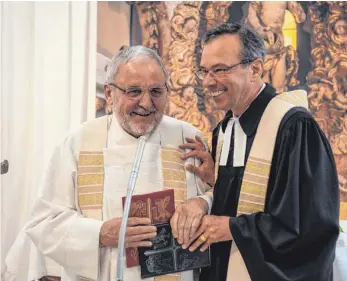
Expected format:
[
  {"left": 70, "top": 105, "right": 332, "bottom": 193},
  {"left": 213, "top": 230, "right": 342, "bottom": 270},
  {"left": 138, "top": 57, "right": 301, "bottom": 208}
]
[
  {"left": 219, "top": 117, "right": 247, "bottom": 167},
  {"left": 220, "top": 118, "right": 235, "bottom": 166},
  {"left": 219, "top": 84, "right": 265, "bottom": 168},
  {"left": 233, "top": 119, "right": 247, "bottom": 167}
]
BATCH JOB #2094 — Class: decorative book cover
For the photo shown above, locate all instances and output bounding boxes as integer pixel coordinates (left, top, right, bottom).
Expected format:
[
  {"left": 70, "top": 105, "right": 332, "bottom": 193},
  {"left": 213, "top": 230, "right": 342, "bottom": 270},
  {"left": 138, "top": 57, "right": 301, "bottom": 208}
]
[
  {"left": 138, "top": 223, "right": 211, "bottom": 278},
  {"left": 122, "top": 189, "right": 175, "bottom": 267}
]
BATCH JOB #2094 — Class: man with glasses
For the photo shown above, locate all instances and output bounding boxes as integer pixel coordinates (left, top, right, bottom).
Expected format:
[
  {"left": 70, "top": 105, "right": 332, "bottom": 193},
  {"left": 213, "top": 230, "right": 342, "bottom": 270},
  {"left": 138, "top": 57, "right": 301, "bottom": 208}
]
[
  {"left": 176, "top": 23, "right": 340, "bottom": 281},
  {"left": 24, "top": 46, "right": 213, "bottom": 281}
]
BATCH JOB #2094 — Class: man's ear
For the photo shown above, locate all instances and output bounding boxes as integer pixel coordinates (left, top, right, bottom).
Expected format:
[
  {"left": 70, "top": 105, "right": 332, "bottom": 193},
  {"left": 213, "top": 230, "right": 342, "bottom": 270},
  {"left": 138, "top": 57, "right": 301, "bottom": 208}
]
[
  {"left": 251, "top": 58, "right": 264, "bottom": 79},
  {"left": 104, "top": 84, "right": 113, "bottom": 105}
]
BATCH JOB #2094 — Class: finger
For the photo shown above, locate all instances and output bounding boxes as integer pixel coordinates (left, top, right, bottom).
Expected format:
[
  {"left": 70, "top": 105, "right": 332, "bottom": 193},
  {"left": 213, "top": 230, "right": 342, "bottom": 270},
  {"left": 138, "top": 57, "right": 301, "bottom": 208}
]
[
  {"left": 126, "top": 241, "right": 153, "bottom": 248},
  {"left": 170, "top": 212, "right": 179, "bottom": 238},
  {"left": 127, "top": 217, "right": 151, "bottom": 226},
  {"left": 178, "top": 143, "right": 199, "bottom": 150},
  {"left": 180, "top": 150, "right": 199, "bottom": 160},
  {"left": 126, "top": 225, "right": 157, "bottom": 235},
  {"left": 189, "top": 216, "right": 202, "bottom": 239},
  {"left": 182, "top": 219, "right": 205, "bottom": 249},
  {"left": 185, "top": 164, "right": 202, "bottom": 178},
  {"left": 195, "top": 135, "right": 204, "bottom": 144},
  {"left": 199, "top": 239, "right": 211, "bottom": 252},
  {"left": 177, "top": 215, "right": 187, "bottom": 244},
  {"left": 188, "top": 224, "right": 205, "bottom": 244},
  {"left": 188, "top": 234, "right": 205, "bottom": 252},
  {"left": 183, "top": 216, "right": 193, "bottom": 244},
  {"left": 126, "top": 231, "right": 157, "bottom": 242},
  {"left": 185, "top": 137, "right": 198, "bottom": 143},
  {"left": 181, "top": 150, "right": 208, "bottom": 161},
  {"left": 182, "top": 225, "right": 204, "bottom": 249}
]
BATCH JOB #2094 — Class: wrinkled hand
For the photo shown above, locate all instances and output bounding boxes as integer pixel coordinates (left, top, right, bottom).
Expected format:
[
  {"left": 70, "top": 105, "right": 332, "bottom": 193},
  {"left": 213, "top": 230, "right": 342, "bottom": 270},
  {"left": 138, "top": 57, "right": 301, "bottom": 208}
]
[
  {"left": 179, "top": 136, "right": 215, "bottom": 187},
  {"left": 187, "top": 215, "right": 232, "bottom": 252},
  {"left": 179, "top": 135, "right": 206, "bottom": 152},
  {"left": 99, "top": 217, "right": 156, "bottom": 248},
  {"left": 170, "top": 198, "right": 209, "bottom": 247}
]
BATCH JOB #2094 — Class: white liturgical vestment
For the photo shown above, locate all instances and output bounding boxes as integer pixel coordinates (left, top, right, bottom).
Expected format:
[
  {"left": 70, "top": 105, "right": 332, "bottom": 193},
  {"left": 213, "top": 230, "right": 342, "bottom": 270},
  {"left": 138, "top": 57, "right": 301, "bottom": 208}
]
[{"left": 24, "top": 115, "right": 212, "bottom": 281}]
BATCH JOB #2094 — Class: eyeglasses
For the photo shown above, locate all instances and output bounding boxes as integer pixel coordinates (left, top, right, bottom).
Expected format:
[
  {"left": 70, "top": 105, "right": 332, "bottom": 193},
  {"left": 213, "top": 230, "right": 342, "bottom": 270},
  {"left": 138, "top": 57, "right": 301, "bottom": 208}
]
[
  {"left": 108, "top": 83, "right": 168, "bottom": 100},
  {"left": 196, "top": 59, "right": 254, "bottom": 80}
]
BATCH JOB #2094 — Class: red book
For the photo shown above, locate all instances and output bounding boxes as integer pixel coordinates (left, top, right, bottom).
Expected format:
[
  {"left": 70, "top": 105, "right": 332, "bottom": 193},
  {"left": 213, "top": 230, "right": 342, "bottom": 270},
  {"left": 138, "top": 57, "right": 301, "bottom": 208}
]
[{"left": 121, "top": 189, "right": 175, "bottom": 267}]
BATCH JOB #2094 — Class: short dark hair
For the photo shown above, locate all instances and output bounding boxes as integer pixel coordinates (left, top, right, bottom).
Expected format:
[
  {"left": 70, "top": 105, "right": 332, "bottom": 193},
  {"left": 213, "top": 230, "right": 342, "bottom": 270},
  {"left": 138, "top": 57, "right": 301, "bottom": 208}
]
[{"left": 203, "top": 23, "right": 266, "bottom": 61}]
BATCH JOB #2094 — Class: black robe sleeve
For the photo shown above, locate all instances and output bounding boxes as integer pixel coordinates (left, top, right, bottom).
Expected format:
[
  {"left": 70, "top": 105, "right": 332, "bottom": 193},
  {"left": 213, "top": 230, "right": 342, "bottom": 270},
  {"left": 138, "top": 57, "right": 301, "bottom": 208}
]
[{"left": 229, "top": 110, "right": 340, "bottom": 281}]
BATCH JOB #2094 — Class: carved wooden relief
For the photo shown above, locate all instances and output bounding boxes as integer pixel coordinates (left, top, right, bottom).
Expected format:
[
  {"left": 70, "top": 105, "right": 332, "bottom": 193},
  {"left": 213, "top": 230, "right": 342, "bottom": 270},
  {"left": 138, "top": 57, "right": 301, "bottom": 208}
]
[
  {"left": 307, "top": 1, "right": 347, "bottom": 217},
  {"left": 245, "top": 2, "right": 306, "bottom": 93}
]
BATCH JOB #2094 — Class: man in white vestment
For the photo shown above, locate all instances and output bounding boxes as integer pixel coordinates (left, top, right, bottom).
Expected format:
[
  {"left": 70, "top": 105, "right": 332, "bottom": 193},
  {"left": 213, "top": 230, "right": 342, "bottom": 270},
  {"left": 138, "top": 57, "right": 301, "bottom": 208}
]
[{"left": 24, "top": 46, "right": 213, "bottom": 281}]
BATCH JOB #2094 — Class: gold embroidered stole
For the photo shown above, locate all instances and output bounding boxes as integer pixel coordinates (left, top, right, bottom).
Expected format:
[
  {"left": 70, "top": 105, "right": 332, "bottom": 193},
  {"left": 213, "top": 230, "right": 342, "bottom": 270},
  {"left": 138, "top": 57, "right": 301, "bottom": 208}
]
[
  {"left": 156, "top": 147, "right": 187, "bottom": 281},
  {"left": 238, "top": 90, "right": 308, "bottom": 216},
  {"left": 212, "top": 90, "right": 308, "bottom": 281},
  {"left": 76, "top": 116, "right": 109, "bottom": 281},
  {"left": 77, "top": 116, "right": 110, "bottom": 221},
  {"left": 76, "top": 116, "right": 188, "bottom": 281},
  {"left": 77, "top": 152, "right": 104, "bottom": 220}
]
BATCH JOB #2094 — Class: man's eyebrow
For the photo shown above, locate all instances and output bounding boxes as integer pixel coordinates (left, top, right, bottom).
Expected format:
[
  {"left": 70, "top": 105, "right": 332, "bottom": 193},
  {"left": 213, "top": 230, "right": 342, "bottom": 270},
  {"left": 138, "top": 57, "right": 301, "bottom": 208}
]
[
  {"left": 127, "top": 84, "right": 166, "bottom": 88},
  {"left": 199, "top": 63, "right": 230, "bottom": 69}
]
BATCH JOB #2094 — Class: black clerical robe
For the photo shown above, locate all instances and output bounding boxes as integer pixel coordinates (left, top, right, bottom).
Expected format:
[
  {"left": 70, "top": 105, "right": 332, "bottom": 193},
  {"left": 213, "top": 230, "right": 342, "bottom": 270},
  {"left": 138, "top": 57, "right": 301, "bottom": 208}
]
[{"left": 200, "top": 84, "right": 340, "bottom": 281}]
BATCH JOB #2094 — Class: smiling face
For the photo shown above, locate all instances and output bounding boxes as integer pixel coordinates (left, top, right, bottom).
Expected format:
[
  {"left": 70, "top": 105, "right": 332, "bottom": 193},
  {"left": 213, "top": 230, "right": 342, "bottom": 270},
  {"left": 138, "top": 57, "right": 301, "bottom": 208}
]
[
  {"left": 200, "top": 34, "right": 258, "bottom": 112},
  {"left": 105, "top": 57, "right": 168, "bottom": 137}
]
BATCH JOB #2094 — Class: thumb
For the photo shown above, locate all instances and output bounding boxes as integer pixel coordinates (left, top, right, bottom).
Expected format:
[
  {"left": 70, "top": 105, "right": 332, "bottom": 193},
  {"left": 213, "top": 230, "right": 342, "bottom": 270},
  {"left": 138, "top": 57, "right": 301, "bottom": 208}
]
[
  {"left": 185, "top": 164, "right": 201, "bottom": 177},
  {"left": 195, "top": 135, "right": 204, "bottom": 143}
]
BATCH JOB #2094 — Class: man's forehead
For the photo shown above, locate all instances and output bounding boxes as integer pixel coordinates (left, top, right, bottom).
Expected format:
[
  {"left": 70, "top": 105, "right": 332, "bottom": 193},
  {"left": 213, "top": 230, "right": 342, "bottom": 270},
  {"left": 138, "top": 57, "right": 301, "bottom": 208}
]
[
  {"left": 115, "top": 58, "right": 166, "bottom": 84},
  {"left": 119, "top": 57, "right": 159, "bottom": 73},
  {"left": 200, "top": 34, "right": 241, "bottom": 67}
]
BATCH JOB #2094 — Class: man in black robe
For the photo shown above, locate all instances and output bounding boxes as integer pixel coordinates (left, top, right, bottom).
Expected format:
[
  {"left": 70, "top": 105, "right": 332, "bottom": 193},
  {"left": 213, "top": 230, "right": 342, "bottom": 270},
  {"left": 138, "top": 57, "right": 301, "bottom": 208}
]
[{"left": 171, "top": 23, "right": 340, "bottom": 281}]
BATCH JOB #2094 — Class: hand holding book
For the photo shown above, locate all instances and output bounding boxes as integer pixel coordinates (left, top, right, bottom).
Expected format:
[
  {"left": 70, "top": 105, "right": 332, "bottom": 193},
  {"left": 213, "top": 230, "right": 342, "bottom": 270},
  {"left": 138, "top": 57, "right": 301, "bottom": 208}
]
[
  {"left": 121, "top": 189, "right": 211, "bottom": 277},
  {"left": 99, "top": 217, "right": 156, "bottom": 248},
  {"left": 121, "top": 189, "right": 175, "bottom": 267}
]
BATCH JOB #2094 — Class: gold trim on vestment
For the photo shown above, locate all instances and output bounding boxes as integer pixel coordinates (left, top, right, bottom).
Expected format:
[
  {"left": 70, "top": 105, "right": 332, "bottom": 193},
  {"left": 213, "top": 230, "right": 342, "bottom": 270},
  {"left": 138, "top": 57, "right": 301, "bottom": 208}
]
[
  {"left": 163, "top": 180, "right": 187, "bottom": 189},
  {"left": 78, "top": 193, "right": 103, "bottom": 206},
  {"left": 159, "top": 147, "right": 188, "bottom": 281},
  {"left": 77, "top": 152, "right": 104, "bottom": 216},
  {"left": 340, "top": 202, "right": 347, "bottom": 220},
  {"left": 162, "top": 169, "right": 186, "bottom": 182},
  {"left": 78, "top": 153, "right": 104, "bottom": 166},
  {"left": 161, "top": 150, "right": 184, "bottom": 163},
  {"left": 78, "top": 166, "right": 104, "bottom": 174},
  {"left": 78, "top": 174, "right": 104, "bottom": 186}
]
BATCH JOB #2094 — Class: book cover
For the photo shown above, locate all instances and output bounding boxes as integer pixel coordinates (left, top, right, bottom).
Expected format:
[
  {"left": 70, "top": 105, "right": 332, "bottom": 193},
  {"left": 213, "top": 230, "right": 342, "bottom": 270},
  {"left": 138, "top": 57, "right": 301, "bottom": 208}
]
[
  {"left": 138, "top": 223, "right": 211, "bottom": 278},
  {"left": 122, "top": 189, "right": 175, "bottom": 267}
]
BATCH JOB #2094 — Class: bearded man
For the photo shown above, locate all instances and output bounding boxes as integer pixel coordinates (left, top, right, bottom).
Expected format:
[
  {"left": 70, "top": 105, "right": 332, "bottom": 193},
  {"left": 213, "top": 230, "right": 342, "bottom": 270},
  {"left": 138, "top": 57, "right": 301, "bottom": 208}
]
[{"left": 25, "top": 46, "right": 212, "bottom": 281}]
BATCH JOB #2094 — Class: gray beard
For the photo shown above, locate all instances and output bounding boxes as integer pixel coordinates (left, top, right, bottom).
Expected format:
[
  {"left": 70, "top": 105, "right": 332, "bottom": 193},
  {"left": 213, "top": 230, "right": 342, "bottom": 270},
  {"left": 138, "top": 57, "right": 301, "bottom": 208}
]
[{"left": 114, "top": 110, "right": 164, "bottom": 138}]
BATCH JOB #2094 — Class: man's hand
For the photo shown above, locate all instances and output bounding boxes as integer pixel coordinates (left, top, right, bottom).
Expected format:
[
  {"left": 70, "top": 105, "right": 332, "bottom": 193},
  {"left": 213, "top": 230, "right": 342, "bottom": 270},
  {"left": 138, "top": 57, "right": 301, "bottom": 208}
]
[
  {"left": 170, "top": 198, "right": 209, "bottom": 247},
  {"left": 179, "top": 136, "right": 215, "bottom": 187},
  {"left": 99, "top": 217, "right": 157, "bottom": 248},
  {"left": 187, "top": 215, "right": 232, "bottom": 252}
]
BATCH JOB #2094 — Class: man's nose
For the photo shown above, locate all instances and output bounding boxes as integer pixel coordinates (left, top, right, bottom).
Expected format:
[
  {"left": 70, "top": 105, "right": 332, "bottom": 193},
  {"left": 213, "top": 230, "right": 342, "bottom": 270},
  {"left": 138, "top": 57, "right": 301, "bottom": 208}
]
[
  {"left": 138, "top": 90, "right": 153, "bottom": 109},
  {"left": 202, "top": 72, "right": 217, "bottom": 88}
]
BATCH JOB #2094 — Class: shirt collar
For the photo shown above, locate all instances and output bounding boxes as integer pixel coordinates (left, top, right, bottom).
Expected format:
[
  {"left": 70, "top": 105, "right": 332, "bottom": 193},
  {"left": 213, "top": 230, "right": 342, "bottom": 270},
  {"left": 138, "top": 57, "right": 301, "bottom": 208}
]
[{"left": 221, "top": 83, "right": 277, "bottom": 136}]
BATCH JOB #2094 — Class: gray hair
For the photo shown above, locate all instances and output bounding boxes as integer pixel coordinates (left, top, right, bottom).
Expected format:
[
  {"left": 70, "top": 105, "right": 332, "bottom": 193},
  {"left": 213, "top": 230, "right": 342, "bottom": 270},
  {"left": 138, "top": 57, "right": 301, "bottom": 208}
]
[
  {"left": 105, "top": 46, "right": 168, "bottom": 83},
  {"left": 203, "top": 23, "right": 266, "bottom": 61}
]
